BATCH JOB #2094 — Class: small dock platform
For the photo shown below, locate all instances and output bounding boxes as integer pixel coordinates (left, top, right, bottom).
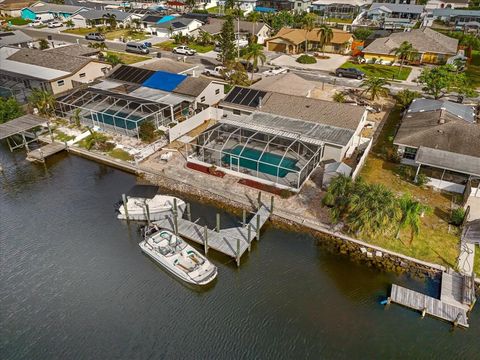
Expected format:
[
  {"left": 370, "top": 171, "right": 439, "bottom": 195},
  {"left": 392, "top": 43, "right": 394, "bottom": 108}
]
[
  {"left": 154, "top": 200, "right": 272, "bottom": 266},
  {"left": 388, "top": 271, "right": 476, "bottom": 328},
  {"left": 26, "top": 142, "right": 66, "bottom": 162}
]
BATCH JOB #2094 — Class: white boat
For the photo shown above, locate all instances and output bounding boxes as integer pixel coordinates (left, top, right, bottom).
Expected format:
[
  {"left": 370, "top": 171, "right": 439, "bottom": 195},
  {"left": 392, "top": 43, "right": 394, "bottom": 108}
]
[
  {"left": 139, "top": 227, "right": 218, "bottom": 285},
  {"left": 117, "top": 185, "right": 186, "bottom": 221}
]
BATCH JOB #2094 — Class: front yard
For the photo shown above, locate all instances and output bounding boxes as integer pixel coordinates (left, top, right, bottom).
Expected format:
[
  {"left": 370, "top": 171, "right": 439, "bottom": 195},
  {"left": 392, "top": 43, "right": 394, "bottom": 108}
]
[
  {"left": 341, "top": 61, "right": 412, "bottom": 81},
  {"left": 154, "top": 40, "right": 214, "bottom": 53},
  {"left": 105, "top": 51, "right": 149, "bottom": 64},
  {"left": 466, "top": 50, "right": 480, "bottom": 89}
]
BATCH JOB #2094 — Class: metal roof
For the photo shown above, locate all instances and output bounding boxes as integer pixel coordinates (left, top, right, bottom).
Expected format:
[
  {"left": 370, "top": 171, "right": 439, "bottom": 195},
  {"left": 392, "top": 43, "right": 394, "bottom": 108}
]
[
  {"left": 462, "top": 220, "right": 480, "bottom": 245},
  {"left": 415, "top": 146, "right": 480, "bottom": 177},
  {"left": 408, "top": 99, "right": 476, "bottom": 123},
  {"left": 73, "top": 9, "right": 133, "bottom": 21},
  {"left": 128, "top": 86, "right": 192, "bottom": 106},
  {"left": 0, "top": 114, "right": 47, "bottom": 140}
]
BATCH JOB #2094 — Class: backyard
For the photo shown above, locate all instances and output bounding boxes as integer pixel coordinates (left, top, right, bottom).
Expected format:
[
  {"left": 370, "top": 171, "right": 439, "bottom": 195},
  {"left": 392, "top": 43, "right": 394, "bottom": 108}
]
[
  {"left": 154, "top": 40, "right": 214, "bottom": 53},
  {"left": 358, "top": 107, "right": 462, "bottom": 269},
  {"left": 466, "top": 50, "right": 480, "bottom": 89},
  {"left": 341, "top": 61, "right": 412, "bottom": 81},
  {"left": 105, "top": 51, "right": 149, "bottom": 64}
]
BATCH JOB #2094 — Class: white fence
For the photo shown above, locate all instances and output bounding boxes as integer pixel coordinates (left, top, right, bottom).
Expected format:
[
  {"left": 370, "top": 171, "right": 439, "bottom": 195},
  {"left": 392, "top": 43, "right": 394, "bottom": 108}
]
[
  {"left": 168, "top": 107, "right": 223, "bottom": 142},
  {"left": 134, "top": 138, "right": 168, "bottom": 162},
  {"left": 351, "top": 138, "right": 373, "bottom": 180}
]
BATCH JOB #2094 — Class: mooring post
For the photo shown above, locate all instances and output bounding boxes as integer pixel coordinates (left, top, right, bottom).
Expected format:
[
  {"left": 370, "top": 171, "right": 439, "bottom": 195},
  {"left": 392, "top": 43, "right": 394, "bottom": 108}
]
[
  {"left": 216, "top": 213, "right": 220, "bottom": 232},
  {"left": 242, "top": 209, "right": 246, "bottom": 227},
  {"left": 256, "top": 214, "right": 261, "bottom": 241},
  {"left": 173, "top": 198, "right": 178, "bottom": 217},
  {"left": 145, "top": 203, "right": 151, "bottom": 227},
  {"left": 204, "top": 225, "right": 208, "bottom": 254},
  {"left": 186, "top": 203, "right": 191, "bottom": 221},
  {"left": 247, "top": 224, "right": 252, "bottom": 252},
  {"left": 21, "top": 133, "right": 29, "bottom": 152},
  {"left": 421, "top": 308, "right": 426, "bottom": 318},
  {"left": 236, "top": 238, "right": 241, "bottom": 267},
  {"left": 257, "top": 191, "right": 262, "bottom": 208},
  {"left": 122, "top": 193, "right": 129, "bottom": 220},
  {"left": 47, "top": 121, "right": 54, "bottom": 142},
  {"left": 270, "top": 195, "right": 274, "bottom": 214}
]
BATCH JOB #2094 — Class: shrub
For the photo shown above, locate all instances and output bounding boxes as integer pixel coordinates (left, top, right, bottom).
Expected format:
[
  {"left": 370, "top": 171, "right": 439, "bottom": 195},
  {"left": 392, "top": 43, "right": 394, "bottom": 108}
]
[
  {"left": 396, "top": 165, "right": 415, "bottom": 181},
  {"left": 9, "top": 17, "right": 31, "bottom": 26},
  {"left": 415, "top": 173, "right": 429, "bottom": 187},
  {"left": 333, "top": 92, "right": 346, "bottom": 103},
  {"left": 296, "top": 54, "right": 316, "bottom": 64},
  {"left": 138, "top": 121, "right": 157, "bottom": 143},
  {"left": 385, "top": 148, "right": 401, "bottom": 163},
  {"left": 450, "top": 208, "right": 465, "bottom": 226}
]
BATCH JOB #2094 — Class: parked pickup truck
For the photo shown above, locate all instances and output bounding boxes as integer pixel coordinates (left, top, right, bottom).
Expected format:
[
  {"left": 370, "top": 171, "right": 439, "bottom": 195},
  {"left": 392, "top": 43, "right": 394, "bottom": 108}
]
[
  {"left": 172, "top": 45, "right": 196, "bottom": 56},
  {"left": 262, "top": 66, "right": 289, "bottom": 77},
  {"left": 203, "top": 66, "right": 231, "bottom": 78}
]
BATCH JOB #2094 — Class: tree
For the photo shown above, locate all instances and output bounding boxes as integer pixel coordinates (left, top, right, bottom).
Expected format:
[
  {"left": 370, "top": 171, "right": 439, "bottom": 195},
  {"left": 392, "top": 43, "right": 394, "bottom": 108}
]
[
  {"left": 301, "top": 12, "right": 317, "bottom": 53},
  {"left": 353, "top": 28, "right": 373, "bottom": 41},
  {"left": 104, "top": 53, "right": 124, "bottom": 66},
  {"left": 390, "top": 41, "right": 416, "bottom": 77},
  {"left": 417, "top": 65, "right": 475, "bottom": 99},
  {"left": 395, "top": 89, "right": 421, "bottom": 110},
  {"left": 197, "top": 30, "right": 212, "bottom": 45},
  {"left": 185, "top": 0, "right": 196, "bottom": 10},
  {"left": 244, "top": 43, "right": 266, "bottom": 81},
  {"left": 28, "top": 89, "right": 56, "bottom": 117},
  {"left": 270, "top": 11, "right": 294, "bottom": 32},
  {"left": 103, "top": 13, "right": 117, "bottom": 29},
  {"left": 319, "top": 24, "right": 333, "bottom": 56},
  {"left": 39, "top": 39, "right": 49, "bottom": 50},
  {"left": 88, "top": 41, "right": 106, "bottom": 51},
  {"left": 222, "top": 61, "right": 249, "bottom": 86},
  {"left": 70, "top": 108, "right": 82, "bottom": 127},
  {"left": 396, "top": 194, "right": 431, "bottom": 244},
  {"left": 332, "top": 92, "right": 346, "bottom": 103},
  {"left": 322, "top": 174, "right": 354, "bottom": 222},
  {"left": 65, "top": 19, "right": 74, "bottom": 28},
  {"left": 139, "top": 121, "right": 157, "bottom": 143},
  {"left": 224, "top": 0, "right": 235, "bottom": 9},
  {"left": 248, "top": 11, "right": 261, "bottom": 42},
  {"left": 360, "top": 76, "right": 390, "bottom": 101},
  {"left": 0, "top": 97, "right": 23, "bottom": 124},
  {"left": 217, "top": 16, "right": 236, "bottom": 64}
]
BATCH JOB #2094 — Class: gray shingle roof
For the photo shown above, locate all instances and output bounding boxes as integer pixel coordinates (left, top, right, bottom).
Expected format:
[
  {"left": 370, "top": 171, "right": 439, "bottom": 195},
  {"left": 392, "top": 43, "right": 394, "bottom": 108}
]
[
  {"left": 432, "top": 8, "right": 480, "bottom": 17},
  {"left": 363, "top": 28, "right": 458, "bottom": 55},
  {"left": 173, "top": 77, "right": 212, "bottom": 97},
  {"left": 197, "top": 18, "right": 269, "bottom": 35},
  {"left": 369, "top": 3, "right": 425, "bottom": 14},
  {"left": 26, "top": 2, "right": 86, "bottom": 14},
  {"left": 416, "top": 146, "right": 480, "bottom": 176},
  {"left": 45, "top": 44, "right": 100, "bottom": 57},
  {"left": 74, "top": 9, "right": 132, "bottom": 21},
  {"left": 138, "top": 59, "right": 197, "bottom": 74},
  {"left": 407, "top": 99, "right": 475, "bottom": 123},
  {"left": 0, "top": 30, "right": 32, "bottom": 46}
]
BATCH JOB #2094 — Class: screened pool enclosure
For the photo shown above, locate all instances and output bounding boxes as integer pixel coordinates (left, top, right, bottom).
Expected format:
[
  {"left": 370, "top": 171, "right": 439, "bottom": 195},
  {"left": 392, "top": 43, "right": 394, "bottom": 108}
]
[
  {"left": 188, "top": 123, "right": 323, "bottom": 190},
  {"left": 55, "top": 88, "right": 188, "bottom": 138}
]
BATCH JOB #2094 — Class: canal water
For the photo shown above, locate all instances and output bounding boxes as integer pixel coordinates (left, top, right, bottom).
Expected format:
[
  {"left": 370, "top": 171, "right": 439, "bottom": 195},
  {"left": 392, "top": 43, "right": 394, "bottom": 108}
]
[{"left": 1, "top": 147, "right": 478, "bottom": 359}]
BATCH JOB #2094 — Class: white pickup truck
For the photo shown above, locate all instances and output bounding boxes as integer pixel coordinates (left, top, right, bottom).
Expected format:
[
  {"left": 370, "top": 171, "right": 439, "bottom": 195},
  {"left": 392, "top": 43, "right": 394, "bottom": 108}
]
[
  {"left": 172, "top": 45, "right": 197, "bottom": 56},
  {"left": 203, "top": 66, "right": 228, "bottom": 78},
  {"left": 262, "top": 66, "right": 289, "bottom": 77}
]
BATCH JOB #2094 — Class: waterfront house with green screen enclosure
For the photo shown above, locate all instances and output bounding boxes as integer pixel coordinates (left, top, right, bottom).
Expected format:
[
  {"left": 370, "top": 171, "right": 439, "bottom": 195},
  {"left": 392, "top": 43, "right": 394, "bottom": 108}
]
[{"left": 188, "top": 86, "right": 368, "bottom": 191}]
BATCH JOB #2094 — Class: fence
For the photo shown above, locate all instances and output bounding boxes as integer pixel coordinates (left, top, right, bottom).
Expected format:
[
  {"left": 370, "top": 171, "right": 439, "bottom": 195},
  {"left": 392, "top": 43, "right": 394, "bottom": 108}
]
[
  {"left": 168, "top": 107, "right": 223, "bottom": 142},
  {"left": 351, "top": 138, "right": 373, "bottom": 180}
]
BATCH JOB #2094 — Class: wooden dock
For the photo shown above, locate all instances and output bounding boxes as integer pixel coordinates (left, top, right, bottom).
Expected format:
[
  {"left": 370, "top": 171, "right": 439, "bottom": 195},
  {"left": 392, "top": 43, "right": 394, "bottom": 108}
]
[
  {"left": 389, "top": 271, "right": 476, "bottom": 328},
  {"left": 154, "top": 202, "right": 272, "bottom": 266},
  {"left": 27, "top": 142, "right": 66, "bottom": 162}
]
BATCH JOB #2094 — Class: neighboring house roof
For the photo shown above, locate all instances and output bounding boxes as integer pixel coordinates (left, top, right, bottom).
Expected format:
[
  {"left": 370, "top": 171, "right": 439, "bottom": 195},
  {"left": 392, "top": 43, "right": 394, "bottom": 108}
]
[
  {"left": 45, "top": 44, "right": 100, "bottom": 57},
  {"left": 154, "top": 17, "right": 198, "bottom": 29},
  {"left": 369, "top": 3, "right": 425, "bottom": 14},
  {"left": 267, "top": 27, "right": 353, "bottom": 45},
  {"left": 0, "top": 30, "right": 32, "bottom": 46},
  {"left": 137, "top": 58, "right": 198, "bottom": 74},
  {"left": 432, "top": 8, "right": 480, "bottom": 17},
  {"left": 73, "top": 9, "right": 133, "bottom": 21},
  {"left": 250, "top": 73, "right": 316, "bottom": 97},
  {"left": 0, "top": 0, "right": 35, "bottom": 11},
  {"left": 394, "top": 99, "right": 480, "bottom": 158},
  {"left": 363, "top": 28, "right": 458, "bottom": 55},
  {"left": 172, "top": 77, "right": 213, "bottom": 97},
  {"left": 7, "top": 48, "right": 94, "bottom": 73},
  {"left": 197, "top": 18, "right": 269, "bottom": 35},
  {"left": 415, "top": 146, "right": 480, "bottom": 177},
  {"left": 142, "top": 71, "right": 187, "bottom": 92},
  {"left": 25, "top": 1, "right": 87, "bottom": 14},
  {"left": 313, "top": 0, "right": 371, "bottom": 6},
  {"left": 407, "top": 98, "right": 476, "bottom": 123}
]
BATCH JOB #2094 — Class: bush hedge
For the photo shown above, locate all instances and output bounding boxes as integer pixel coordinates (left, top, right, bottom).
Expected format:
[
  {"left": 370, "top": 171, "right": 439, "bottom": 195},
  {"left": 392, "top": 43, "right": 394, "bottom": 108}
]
[{"left": 296, "top": 55, "right": 316, "bottom": 64}]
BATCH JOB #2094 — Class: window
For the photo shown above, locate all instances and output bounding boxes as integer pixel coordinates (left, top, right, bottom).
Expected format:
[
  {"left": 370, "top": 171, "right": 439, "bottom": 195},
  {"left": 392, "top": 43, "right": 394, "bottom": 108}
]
[
  {"left": 200, "top": 96, "right": 206, "bottom": 102},
  {"left": 79, "top": 73, "right": 86, "bottom": 78},
  {"left": 403, "top": 147, "right": 417, "bottom": 160},
  {"left": 215, "top": 89, "right": 220, "bottom": 95},
  {"left": 233, "top": 109, "right": 241, "bottom": 115},
  {"left": 57, "top": 80, "right": 65, "bottom": 86}
]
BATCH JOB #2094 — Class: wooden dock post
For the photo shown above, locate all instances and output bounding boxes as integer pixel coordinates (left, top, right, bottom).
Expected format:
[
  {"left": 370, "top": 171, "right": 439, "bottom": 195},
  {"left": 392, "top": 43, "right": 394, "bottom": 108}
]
[
  {"left": 216, "top": 213, "right": 220, "bottom": 232},
  {"left": 173, "top": 198, "right": 178, "bottom": 217},
  {"left": 421, "top": 308, "right": 426, "bottom": 318},
  {"left": 270, "top": 195, "right": 274, "bottom": 213},
  {"left": 256, "top": 214, "right": 260, "bottom": 241},
  {"left": 145, "top": 203, "right": 151, "bottom": 227},
  {"left": 203, "top": 225, "right": 208, "bottom": 254},
  {"left": 186, "top": 203, "right": 191, "bottom": 221},
  {"left": 257, "top": 192, "right": 262, "bottom": 207},
  {"left": 242, "top": 209, "right": 246, "bottom": 227},
  {"left": 247, "top": 224, "right": 252, "bottom": 252},
  {"left": 122, "top": 194, "right": 129, "bottom": 220},
  {"left": 236, "top": 238, "right": 241, "bottom": 267}
]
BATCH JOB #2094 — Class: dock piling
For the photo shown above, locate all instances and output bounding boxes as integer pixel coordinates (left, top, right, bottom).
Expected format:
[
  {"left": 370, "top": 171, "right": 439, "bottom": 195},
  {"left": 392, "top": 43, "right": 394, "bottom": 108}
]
[
  {"left": 186, "top": 203, "right": 191, "bottom": 222},
  {"left": 242, "top": 209, "right": 246, "bottom": 227},
  {"left": 122, "top": 194, "right": 129, "bottom": 220},
  {"left": 257, "top": 192, "right": 262, "bottom": 207},
  {"left": 256, "top": 214, "right": 261, "bottom": 241},
  {"left": 247, "top": 224, "right": 252, "bottom": 252},
  {"left": 216, "top": 213, "right": 220, "bottom": 233},
  {"left": 270, "top": 196, "right": 274, "bottom": 214},
  {"left": 173, "top": 198, "right": 178, "bottom": 217},
  {"left": 203, "top": 225, "right": 208, "bottom": 254},
  {"left": 145, "top": 203, "right": 151, "bottom": 226},
  {"left": 236, "top": 238, "right": 240, "bottom": 267}
]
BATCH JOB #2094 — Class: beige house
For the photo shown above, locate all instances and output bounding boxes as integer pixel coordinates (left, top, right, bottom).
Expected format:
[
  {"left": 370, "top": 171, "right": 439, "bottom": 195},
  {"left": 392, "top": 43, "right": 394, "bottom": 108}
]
[
  {"left": 0, "top": 46, "right": 111, "bottom": 102},
  {"left": 266, "top": 27, "right": 354, "bottom": 54}
]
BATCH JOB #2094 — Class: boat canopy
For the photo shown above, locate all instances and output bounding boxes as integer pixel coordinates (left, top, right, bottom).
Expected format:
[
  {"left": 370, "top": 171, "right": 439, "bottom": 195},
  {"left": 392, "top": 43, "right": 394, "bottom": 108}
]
[{"left": 127, "top": 185, "right": 159, "bottom": 199}]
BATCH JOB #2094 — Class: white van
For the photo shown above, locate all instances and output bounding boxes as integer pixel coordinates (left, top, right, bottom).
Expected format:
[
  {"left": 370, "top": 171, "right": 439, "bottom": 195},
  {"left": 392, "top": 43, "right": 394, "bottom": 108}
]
[{"left": 125, "top": 42, "right": 149, "bottom": 54}]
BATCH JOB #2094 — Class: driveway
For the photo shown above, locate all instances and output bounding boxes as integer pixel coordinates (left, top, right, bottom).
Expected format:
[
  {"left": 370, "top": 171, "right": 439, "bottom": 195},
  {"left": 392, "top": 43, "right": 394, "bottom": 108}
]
[{"left": 271, "top": 53, "right": 350, "bottom": 73}]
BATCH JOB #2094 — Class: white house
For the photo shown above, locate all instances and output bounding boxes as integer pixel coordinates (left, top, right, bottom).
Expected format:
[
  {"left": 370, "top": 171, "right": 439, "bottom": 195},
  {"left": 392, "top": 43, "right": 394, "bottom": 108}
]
[
  {"left": 70, "top": 9, "right": 142, "bottom": 28},
  {"left": 141, "top": 15, "right": 203, "bottom": 36}
]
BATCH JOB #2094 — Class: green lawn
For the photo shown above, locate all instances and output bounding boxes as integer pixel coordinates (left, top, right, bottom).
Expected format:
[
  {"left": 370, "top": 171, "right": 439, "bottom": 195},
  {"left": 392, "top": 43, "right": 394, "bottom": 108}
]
[
  {"left": 324, "top": 17, "right": 353, "bottom": 24},
  {"left": 105, "top": 51, "right": 149, "bottom": 64},
  {"left": 109, "top": 148, "right": 133, "bottom": 161},
  {"left": 341, "top": 61, "right": 412, "bottom": 81},
  {"left": 6, "top": 17, "right": 31, "bottom": 26},
  {"left": 63, "top": 27, "right": 93, "bottom": 36},
  {"left": 466, "top": 50, "right": 480, "bottom": 89},
  {"left": 154, "top": 40, "right": 214, "bottom": 53},
  {"left": 474, "top": 245, "right": 480, "bottom": 276}
]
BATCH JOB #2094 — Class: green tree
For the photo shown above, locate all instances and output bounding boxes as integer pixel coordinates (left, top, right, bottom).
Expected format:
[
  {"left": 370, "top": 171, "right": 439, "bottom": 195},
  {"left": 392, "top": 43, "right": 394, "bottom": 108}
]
[
  {"left": 319, "top": 24, "right": 333, "bottom": 56},
  {"left": 104, "top": 53, "right": 124, "bottom": 66},
  {"left": 244, "top": 43, "right": 266, "bottom": 81},
  {"left": 217, "top": 15, "right": 236, "bottom": 64},
  {"left": 222, "top": 61, "right": 249, "bottom": 86},
  {"left": 301, "top": 12, "right": 317, "bottom": 53},
  {"left": 88, "top": 41, "right": 107, "bottom": 51},
  {"left": 0, "top": 97, "right": 24, "bottom": 124},
  {"left": 65, "top": 19, "right": 74, "bottom": 28},
  {"left": 353, "top": 28, "right": 373, "bottom": 41},
  {"left": 332, "top": 92, "right": 346, "bottom": 103},
  {"left": 417, "top": 65, "right": 475, "bottom": 99},
  {"left": 322, "top": 174, "right": 354, "bottom": 222},
  {"left": 185, "top": 0, "right": 196, "bottom": 10},
  {"left": 103, "top": 13, "right": 117, "bottom": 29},
  {"left": 395, "top": 89, "right": 421, "bottom": 110},
  {"left": 390, "top": 41, "right": 416, "bottom": 77},
  {"left": 270, "top": 11, "right": 294, "bottom": 32},
  {"left": 138, "top": 121, "right": 157, "bottom": 143},
  {"left": 28, "top": 89, "right": 56, "bottom": 117},
  {"left": 360, "top": 76, "right": 390, "bottom": 101},
  {"left": 197, "top": 30, "right": 212, "bottom": 45},
  {"left": 70, "top": 108, "right": 82, "bottom": 127},
  {"left": 39, "top": 39, "right": 49, "bottom": 50},
  {"left": 248, "top": 11, "right": 261, "bottom": 41},
  {"left": 224, "top": 0, "right": 235, "bottom": 10},
  {"left": 396, "top": 194, "right": 431, "bottom": 244}
]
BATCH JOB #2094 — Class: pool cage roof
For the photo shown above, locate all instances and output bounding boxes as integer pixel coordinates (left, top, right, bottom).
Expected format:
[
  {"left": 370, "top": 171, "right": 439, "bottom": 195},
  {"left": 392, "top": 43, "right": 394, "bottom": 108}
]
[{"left": 56, "top": 87, "right": 172, "bottom": 123}]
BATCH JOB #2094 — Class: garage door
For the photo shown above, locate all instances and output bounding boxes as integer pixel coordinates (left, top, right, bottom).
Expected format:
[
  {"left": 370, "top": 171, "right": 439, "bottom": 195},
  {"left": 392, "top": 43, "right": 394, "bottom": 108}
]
[{"left": 268, "top": 42, "right": 286, "bottom": 53}]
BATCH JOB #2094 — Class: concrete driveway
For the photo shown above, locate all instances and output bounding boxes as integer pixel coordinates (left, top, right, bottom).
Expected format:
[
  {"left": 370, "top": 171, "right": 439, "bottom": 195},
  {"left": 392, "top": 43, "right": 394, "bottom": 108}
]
[{"left": 271, "top": 53, "right": 350, "bottom": 73}]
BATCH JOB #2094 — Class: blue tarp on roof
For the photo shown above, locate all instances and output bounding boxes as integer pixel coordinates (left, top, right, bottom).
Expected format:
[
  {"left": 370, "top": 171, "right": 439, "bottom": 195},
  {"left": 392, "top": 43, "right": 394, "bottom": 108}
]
[
  {"left": 255, "top": 7, "right": 276, "bottom": 13},
  {"left": 157, "top": 15, "right": 176, "bottom": 23},
  {"left": 142, "top": 71, "right": 187, "bottom": 92}
]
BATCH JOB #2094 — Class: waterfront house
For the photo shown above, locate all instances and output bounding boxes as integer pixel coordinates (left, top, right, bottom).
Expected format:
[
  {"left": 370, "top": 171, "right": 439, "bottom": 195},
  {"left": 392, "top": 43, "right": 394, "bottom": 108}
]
[
  {"left": 423, "top": 8, "right": 480, "bottom": 30},
  {"left": 191, "top": 18, "right": 272, "bottom": 44},
  {"left": 425, "top": 0, "right": 470, "bottom": 10},
  {"left": 0, "top": 46, "right": 111, "bottom": 102},
  {"left": 266, "top": 27, "right": 354, "bottom": 54},
  {"left": 0, "top": 0, "right": 35, "bottom": 17},
  {"left": 311, "top": 0, "right": 371, "bottom": 20},
  {"left": 362, "top": 27, "right": 458, "bottom": 64},
  {"left": 0, "top": 30, "right": 33, "bottom": 48},
  {"left": 21, "top": 1, "right": 88, "bottom": 21},
  {"left": 394, "top": 98, "right": 480, "bottom": 197},
  {"left": 256, "top": 0, "right": 313, "bottom": 12},
  {"left": 69, "top": 9, "right": 142, "bottom": 29},
  {"left": 365, "top": 3, "right": 425, "bottom": 28}
]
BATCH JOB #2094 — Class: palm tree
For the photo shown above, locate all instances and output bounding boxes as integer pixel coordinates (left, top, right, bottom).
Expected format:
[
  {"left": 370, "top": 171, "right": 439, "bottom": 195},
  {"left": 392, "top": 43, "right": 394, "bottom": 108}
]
[
  {"left": 103, "top": 13, "right": 117, "bottom": 30},
  {"left": 390, "top": 41, "right": 416, "bottom": 78},
  {"left": 248, "top": 11, "right": 261, "bottom": 42},
  {"left": 88, "top": 42, "right": 106, "bottom": 51},
  {"left": 168, "top": 25, "right": 175, "bottom": 40},
  {"left": 322, "top": 174, "right": 354, "bottom": 222},
  {"left": 104, "top": 53, "right": 123, "bottom": 66},
  {"left": 65, "top": 19, "right": 74, "bottom": 28},
  {"left": 197, "top": 30, "right": 212, "bottom": 46},
  {"left": 301, "top": 13, "right": 317, "bottom": 53},
  {"left": 39, "top": 39, "right": 49, "bottom": 50},
  {"left": 131, "top": 18, "right": 141, "bottom": 32},
  {"left": 244, "top": 43, "right": 266, "bottom": 81},
  {"left": 396, "top": 194, "right": 431, "bottom": 244},
  {"left": 70, "top": 108, "right": 82, "bottom": 127},
  {"left": 318, "top": 24, "right": 333, "bottom": 56},
  {"left": 360, "top": 76, "right": 390, "bottom": 101},
  {"left": 222, "top": 61, "right": 249, "bottom": 86},
  {"left": 28, "top": 89, "right": 56, "bottom": 117}
]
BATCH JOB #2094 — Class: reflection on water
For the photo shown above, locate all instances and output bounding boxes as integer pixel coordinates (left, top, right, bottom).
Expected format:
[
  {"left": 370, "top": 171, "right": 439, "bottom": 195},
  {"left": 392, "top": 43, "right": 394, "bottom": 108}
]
[{"left": 0, "top": 146, "right": 478, "bottom": 360}]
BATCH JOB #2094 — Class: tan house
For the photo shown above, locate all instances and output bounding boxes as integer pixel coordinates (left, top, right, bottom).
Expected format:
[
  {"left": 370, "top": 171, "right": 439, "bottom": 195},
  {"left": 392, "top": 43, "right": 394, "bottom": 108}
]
[{"left": 266, "top": 27, "right": 354, "bottom": 54}]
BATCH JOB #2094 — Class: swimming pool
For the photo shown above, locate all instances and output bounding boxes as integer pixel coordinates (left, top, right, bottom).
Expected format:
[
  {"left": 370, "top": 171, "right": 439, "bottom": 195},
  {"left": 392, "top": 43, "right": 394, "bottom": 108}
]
[
  {"left": 86, "top": 109, "right": 143, "bottom": 130},
  {"left": 222, "top": 146, "right": 299, "bottom": 178}
]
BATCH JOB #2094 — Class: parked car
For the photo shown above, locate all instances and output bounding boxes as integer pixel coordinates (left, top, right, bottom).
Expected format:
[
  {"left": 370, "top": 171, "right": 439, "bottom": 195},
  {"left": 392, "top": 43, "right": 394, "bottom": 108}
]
[
  {"left": 47, "top": 21, "right": 63, "bottom": 28},
  {"left": 29, "top": 20, "right": 43, "bottom": 27},
  {"left": 85, "top": 32, "right": 105, "bottom": 41},
  {"left": 143, "top": 41, "right": 152, "bottom": 48},
  {"left": 203, "top": 66, "right": 231, "bottom": 78},
  {"left": 125, "top": 42, "right": 149, "bottom": 54},
  {"left": 335, "top": 67, "right": 365, "bottom": 80},
  {"left": 262, "top": 66, "right": 289, "bottom": 77},
  {"left": 173, "top": 45, "right": 196, "bottom": 56}
]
